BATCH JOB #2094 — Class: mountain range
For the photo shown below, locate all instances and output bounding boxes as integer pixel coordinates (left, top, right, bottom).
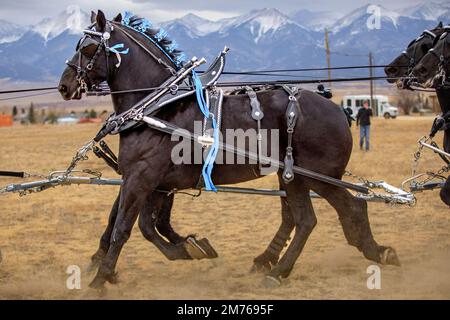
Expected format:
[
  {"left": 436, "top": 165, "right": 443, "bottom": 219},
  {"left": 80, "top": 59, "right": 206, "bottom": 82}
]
[{"left": 0, "top": 2, "right": 449, "bottom": 82}]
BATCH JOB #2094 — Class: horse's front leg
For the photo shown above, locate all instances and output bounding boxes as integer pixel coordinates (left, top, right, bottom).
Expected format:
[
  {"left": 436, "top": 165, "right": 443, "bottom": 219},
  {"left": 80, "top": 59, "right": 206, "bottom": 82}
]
[
  {"left": 140, "top": 191, "right": 218, "bottom": 260},
  {"left": 138, "top": 191, "right": 192, "bottom": 260},
  {"left": 88, "top": 193, "right": 120, "bottom": 272},
  {"left": 154, "top": 193, "right": 184, "bottom": 244},
  {"left": 89, "top": 163, "right": 165, "bottom": 289}
]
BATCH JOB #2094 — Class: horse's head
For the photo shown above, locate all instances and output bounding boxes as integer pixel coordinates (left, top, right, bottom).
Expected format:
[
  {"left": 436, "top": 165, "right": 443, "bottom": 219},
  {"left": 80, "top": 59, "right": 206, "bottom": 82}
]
[
  {"left": 384, "top": 22, "right": 444, "bottom": 86},
  {"left": 58, "top": 10, "right": 125, "bottom": 100},
  {"left": 413, "top": 25, "right": 450, "bottom": 88}
]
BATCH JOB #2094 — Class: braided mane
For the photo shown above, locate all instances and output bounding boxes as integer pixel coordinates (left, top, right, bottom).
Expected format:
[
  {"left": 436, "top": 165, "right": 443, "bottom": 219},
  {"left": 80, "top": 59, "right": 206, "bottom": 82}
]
[{"left": 121, "top": 11, "right": 186, "bottom": 68}]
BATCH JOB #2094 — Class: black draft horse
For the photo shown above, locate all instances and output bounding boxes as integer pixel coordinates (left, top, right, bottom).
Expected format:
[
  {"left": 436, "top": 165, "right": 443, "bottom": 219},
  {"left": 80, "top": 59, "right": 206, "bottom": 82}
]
[
  {"left": 385, "top": 22, "right": 450, "bottom": 206},
  {"left": 413, "top": 26, "right": 450, "bottom": 205},
  {"left": 58, "top": 10, "right": 399, "bottom": 289}
]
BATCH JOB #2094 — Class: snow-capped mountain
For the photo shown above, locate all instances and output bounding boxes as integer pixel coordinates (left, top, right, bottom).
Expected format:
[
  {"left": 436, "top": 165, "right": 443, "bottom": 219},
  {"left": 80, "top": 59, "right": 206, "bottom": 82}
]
[
  {"left": 31, "top": 8, "right": 90, "bottom": 41},
  {"left": 0, "top": 20, "right": 28, "bottom": 44},
  {"left": 162, "top": 13, "right": 224, "bottom": 37},
  {"left": 290, "top": 10, "right": 343, "bottom": 31},
  {"left": 219, "top": 8, "right": 306, "bottom": 36},
  {"left": 403, "top": 1, "right": 450, "bottom": 21},
  {"left": 327, "top": 4, "right": 438, "bottom": 67},
  {"left": 331, "top": 4, "right": 401, "bottom": 33},
  {"left": 0, "top": 5, "right": 449, "bottom": 81},
  {"left": 0, "top": 10, "right": 90, "bottom": 81},
  {"left": 163, "top": 8, "right": 310, "bottom": 42},
  {"left": 159, "top": 8, "right": 322, "bottom": 71}
]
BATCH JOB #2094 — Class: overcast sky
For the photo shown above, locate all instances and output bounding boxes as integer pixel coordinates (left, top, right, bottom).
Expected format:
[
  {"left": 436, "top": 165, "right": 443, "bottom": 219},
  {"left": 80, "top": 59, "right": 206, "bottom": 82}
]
[{"left": 0, "top": 0, "right": 430, "bottom": 26}]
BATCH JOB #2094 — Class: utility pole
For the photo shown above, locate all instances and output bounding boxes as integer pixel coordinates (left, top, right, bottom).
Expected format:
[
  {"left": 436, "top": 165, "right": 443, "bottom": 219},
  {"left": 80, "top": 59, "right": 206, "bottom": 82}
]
[
  {"left": 325, "top": 28, "right": 331, "bottom": 89},
  {"left": 369, "top": 52, "right": 375, "bottom": 116}
]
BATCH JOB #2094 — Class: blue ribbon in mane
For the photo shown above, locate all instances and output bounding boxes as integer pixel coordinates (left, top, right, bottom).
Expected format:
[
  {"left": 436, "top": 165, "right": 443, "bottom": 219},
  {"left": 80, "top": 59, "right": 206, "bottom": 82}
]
[
  {"left": 192, "top": 70, "right": 219, "bottom": 192},
  {"left": 107, "top": 43, "right": 129, "bottom": 68}
]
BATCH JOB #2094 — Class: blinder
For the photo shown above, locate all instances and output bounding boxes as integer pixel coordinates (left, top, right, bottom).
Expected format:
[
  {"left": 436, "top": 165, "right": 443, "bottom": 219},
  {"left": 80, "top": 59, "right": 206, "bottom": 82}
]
[{"left": 79, "top": 37, "right": 101, "bottom": 58}]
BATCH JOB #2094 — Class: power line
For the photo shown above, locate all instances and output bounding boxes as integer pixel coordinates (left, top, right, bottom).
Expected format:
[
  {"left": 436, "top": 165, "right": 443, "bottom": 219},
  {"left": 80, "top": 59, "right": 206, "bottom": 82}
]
[
  {"left": 0, "top": 91, "right": 57, "bottom": 101},
  {"left": 0, "top": 65, "right": 400, "bottom": 96},
  {"left": 0, "top": 87, "right": 57, "bottom": 95}
]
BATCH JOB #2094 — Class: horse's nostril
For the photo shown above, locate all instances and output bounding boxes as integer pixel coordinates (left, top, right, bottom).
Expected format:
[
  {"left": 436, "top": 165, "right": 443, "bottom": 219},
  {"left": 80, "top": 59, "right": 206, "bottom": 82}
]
[
  {"left": 385, "top": 67, "right": 397, "bottom": 75},
  {"left": 58, "top": 84, "right": 67, "bottom": 93}
]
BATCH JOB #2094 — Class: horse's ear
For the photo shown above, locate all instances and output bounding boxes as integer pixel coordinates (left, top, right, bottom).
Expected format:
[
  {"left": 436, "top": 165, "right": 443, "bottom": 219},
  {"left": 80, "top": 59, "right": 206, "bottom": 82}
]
[
  {"left": 96, "top": 10, "right": 107, "bottom": 32},
  {"left": 437, "top": 21, "right": 443, "bottom": 28},
  {"left": 113, "top": 13, "right": 122, "bottom": 23},
  {"left": 90, "top": 11, "right": 97, "bottom": 24}
]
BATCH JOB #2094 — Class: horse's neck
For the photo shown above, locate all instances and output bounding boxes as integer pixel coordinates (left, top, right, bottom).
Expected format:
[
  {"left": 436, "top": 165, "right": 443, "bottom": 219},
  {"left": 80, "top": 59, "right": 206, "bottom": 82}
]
[
  {"left": 436, "top": 88, "right": 450, "bottom": 115},
  {"left": 107, "top": 35, "right": 173, "bottom": 114}
]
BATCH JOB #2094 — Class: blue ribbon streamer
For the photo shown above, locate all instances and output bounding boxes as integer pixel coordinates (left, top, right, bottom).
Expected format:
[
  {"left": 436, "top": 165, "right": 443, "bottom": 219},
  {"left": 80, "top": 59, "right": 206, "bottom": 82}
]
[
  {"left": 107, "top": 43, "right": 129, "bottom": 68},
  {"left": 108, "top": 43, "right": 129, "bottom": 55},
  {"left": 192, "top": 70, "right": 219, "bottom": 192}
]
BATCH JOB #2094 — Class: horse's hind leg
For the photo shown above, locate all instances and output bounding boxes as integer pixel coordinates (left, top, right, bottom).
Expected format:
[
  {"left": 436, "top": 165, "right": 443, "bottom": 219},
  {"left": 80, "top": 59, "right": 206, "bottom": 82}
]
[
  {"left": 252, "top": 197, "right": 294, "bottom": 273},
  {"left": 265, "top": 178, "right": 317, "bottom": 285},
  {"left": 312, "top": 182, "right": 401, "bottom": 266}
]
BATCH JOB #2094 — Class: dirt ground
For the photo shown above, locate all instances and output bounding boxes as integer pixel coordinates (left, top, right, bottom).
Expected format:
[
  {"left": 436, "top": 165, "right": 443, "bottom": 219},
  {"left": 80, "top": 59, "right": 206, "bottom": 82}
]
[{"left": 0, "top": 117, "right": 449, "bottom": 300}]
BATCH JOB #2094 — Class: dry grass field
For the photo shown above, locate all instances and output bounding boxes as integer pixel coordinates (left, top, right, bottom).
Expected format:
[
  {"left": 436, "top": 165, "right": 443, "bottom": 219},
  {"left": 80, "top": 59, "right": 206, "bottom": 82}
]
[{"left": 0, "top": 117, "right": 449, "bottom": 299}]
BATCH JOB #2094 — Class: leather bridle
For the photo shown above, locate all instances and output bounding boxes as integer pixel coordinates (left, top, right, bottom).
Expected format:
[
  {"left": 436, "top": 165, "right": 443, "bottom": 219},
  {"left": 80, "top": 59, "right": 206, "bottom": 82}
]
[
  {"left": 65, "top": 21, "right": 178, "bottom": 99},
  {"left": 65, "top": 25, "right": 113, "bottom": 97},
  {"left": 400, "top": 29, "right": 437, "bottom": 89},
  {"left": 427, "top": 27, "right": 450, "bottom": 88}
]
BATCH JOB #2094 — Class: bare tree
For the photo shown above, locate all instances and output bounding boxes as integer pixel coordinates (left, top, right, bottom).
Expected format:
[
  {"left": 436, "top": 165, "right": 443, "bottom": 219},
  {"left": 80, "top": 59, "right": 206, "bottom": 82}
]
[{"left": 397, "top": 90, "right": 417, "bottom": 115}]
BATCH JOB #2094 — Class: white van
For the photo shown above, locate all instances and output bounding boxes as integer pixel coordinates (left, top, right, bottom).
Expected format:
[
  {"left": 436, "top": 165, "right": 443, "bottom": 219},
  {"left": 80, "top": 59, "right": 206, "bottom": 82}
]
[{"left": 341, "top": 95, "right": 398, "bottom": 119}]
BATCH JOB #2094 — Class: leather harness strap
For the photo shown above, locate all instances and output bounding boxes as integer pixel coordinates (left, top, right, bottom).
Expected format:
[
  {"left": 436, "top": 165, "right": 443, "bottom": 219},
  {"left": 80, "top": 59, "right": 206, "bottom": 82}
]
[
  {"left": 281, "top": 85, "right": 301, "bottom": 184},
  {"left": 246, "top": 86, "right": 265, "bottom": 173}
]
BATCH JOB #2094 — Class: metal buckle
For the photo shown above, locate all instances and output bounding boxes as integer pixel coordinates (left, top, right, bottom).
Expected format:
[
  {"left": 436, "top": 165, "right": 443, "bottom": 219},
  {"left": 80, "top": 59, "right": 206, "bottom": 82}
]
[{"left": 170, "top": 84, "right": 179, "bottom": 95}]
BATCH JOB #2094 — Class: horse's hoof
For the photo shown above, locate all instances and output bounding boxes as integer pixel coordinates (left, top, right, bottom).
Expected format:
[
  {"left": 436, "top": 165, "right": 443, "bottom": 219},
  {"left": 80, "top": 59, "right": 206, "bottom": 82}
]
[
  {"left": 106, "top": 272, "right": 119, "bottom": 284},
  {"left": 380, "top": 247, "right": 401, "bottom": 266},
  {"left": 262, "top": 275, "right": 282, "bottom": 288},
  {"left": 184, "top": 236, "right": 218, "bottom": 260},
  {"left": 89, "top": 274, "right": 108, "bottom": 290},
  {"left": 250, "top": 263, "right": 271, "bottom": 274},
  {"left": 87, "top": 250, "right": 106, "bottom": 273}
]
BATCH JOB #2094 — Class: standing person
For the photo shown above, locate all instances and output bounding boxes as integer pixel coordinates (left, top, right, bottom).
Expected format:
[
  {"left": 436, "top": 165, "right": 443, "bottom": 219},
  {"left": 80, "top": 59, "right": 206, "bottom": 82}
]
[{"left": 356, "top": 100, "right": 373, "bottom": 151}]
